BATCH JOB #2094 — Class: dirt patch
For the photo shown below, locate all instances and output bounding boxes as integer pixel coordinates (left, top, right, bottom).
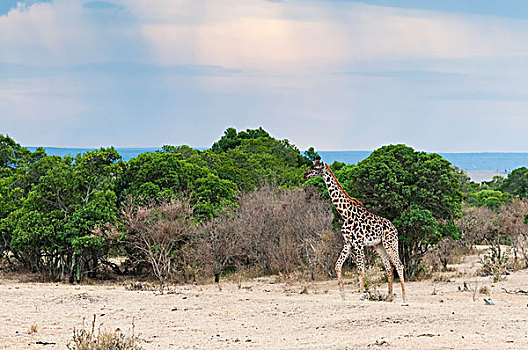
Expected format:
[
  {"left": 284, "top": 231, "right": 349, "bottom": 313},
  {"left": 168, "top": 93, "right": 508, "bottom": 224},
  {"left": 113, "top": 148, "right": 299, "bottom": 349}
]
[{"left": 1, "top": 258, "right": 528, "bottom": 349}]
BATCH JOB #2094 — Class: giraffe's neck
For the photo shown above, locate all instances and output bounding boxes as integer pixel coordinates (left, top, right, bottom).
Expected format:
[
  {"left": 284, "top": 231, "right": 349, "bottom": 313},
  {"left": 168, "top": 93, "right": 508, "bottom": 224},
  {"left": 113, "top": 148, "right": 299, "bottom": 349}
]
[{"left": 322, "top": 164, "right": 362, "bottom": 217}]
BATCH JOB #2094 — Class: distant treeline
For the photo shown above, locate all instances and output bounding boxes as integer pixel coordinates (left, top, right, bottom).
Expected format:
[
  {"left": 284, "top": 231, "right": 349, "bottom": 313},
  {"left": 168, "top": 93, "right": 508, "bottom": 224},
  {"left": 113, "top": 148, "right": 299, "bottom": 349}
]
[{"left": 1, "top": 128, "right": 527, "bottom": 285}]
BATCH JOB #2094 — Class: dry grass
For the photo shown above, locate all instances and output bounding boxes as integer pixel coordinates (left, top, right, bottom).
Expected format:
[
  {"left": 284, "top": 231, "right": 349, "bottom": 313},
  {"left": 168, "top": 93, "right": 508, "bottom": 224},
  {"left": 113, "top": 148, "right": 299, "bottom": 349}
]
[
  {"left": 67, "top": 315, "right": 142, "bottom": 350},
  {"left": 28, "top": 324, "right": 38, "bottom": 335}
]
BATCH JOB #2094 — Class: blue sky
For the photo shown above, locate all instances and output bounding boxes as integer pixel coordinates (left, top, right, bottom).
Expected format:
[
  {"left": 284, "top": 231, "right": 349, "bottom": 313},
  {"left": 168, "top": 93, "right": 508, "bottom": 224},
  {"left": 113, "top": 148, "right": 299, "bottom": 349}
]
[{"left": 1, "top": 0, "right": 528, "bottom": 151}]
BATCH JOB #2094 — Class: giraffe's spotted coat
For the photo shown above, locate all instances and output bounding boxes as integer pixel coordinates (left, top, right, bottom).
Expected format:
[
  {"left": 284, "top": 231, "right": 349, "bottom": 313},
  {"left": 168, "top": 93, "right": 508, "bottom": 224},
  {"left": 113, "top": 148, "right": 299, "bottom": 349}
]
[{"left": 303, "top": 159, "right": 406, "bottom": 302}]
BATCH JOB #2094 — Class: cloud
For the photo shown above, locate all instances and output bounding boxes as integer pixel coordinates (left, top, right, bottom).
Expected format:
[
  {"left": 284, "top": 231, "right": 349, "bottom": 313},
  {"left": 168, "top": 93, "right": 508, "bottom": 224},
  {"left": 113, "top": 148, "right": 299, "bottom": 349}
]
[
  {"left": 83, "top": 1, "right": 122, "bottom": 10},
  {"left": 0, "top": 0, "right": 51, "bottom": 17},
  {"left": 0, "top": 0, "right": 146, "bottom": 65},
  {"left": 133, "top": 1, "right": 528, "bottom": 71},
  {"left": 1, "top": 0, "right": 528, "bottom": 151},
  {"left": 2, "top": 0, "right": 528, "bottom": 70}
]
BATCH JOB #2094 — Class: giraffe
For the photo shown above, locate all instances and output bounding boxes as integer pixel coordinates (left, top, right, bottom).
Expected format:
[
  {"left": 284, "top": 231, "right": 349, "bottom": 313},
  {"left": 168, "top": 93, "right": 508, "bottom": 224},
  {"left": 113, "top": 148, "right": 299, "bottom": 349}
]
[{"left": 303, "top": 158, "right": 406, "bottom": 302}]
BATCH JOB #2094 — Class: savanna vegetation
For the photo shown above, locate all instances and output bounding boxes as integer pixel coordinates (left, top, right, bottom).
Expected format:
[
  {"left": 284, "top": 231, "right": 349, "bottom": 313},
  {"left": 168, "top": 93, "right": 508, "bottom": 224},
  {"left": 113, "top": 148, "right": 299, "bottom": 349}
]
[{"left": 1, "top": 128, "right": 527, "bottom": 287}]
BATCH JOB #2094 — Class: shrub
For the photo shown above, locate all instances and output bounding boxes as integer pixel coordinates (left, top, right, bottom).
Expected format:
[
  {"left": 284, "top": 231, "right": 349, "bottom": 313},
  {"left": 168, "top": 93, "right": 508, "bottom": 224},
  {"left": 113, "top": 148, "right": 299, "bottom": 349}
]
[
  {"left": 197, "top": 208, "right": 244, "bottom": 282},
  {"left": 478, "top": 240, "right": 510, "bottom": 282},
  {"left": 456, "top": 205, "right": 498, "bottom": 247},
  {"left": 195, "top": 186, "right": 338, "bottom": 281},
  {"left": 120, "top": 198, "right": 194, "bottom": 291},
  {"left": 237, "top": 186, "right": 335, "bottom": 278},
  {"left": 426, "top": 237, "right": 460, "bottom": 272},
  {"left": 350, "top": 144, "right": 463, "bottom": 279},
  {"left": 498, "top": 198, "right": 528, "bottom": 268},
  {"left": 67, "top": 315, "right": 142, "bottom": 350}
]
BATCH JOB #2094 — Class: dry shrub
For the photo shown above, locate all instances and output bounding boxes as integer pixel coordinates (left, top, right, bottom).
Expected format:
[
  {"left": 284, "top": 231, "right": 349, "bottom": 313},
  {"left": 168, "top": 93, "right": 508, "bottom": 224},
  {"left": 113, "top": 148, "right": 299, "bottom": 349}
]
[
  {"left": 456, "top": 205, "right": 498, "bottom": 248},
  {"left": 68, "top": 315, "right": 142, "bottom": 350},
  {"left": 425, "top": 237, "right": 460, "bottom": 272},
  {"left": 28, "top": 324, "right": 38, "bottom": 334},
  {"left": 457, "top": 199, "right": 528, "bottom": 274},
  {"left": 238, "top": 186, "right": 336, "bottom": 278},
  {"left": 498, "top": 198, "right": 528, "bottom": 268},
  {"left": 457, "top": 199, "right": 528, "bottom": 269},
  {"left": 479, "top": 285, "right": 490, "bottom": 296},
  {"left": 197, "top": 208, "right": 244, "bottom": 282},
  {"left": 478, "top": 241, "right": 510, "bottom": 282},
  {"left": 196, "top": 186, "right": 338, "bottom": 281},
  {"left": 120, "top": 198, "right": 194, "bottom": 291},
  {"left": 311, "top": 229, "right": 343, "bottom": 278}
]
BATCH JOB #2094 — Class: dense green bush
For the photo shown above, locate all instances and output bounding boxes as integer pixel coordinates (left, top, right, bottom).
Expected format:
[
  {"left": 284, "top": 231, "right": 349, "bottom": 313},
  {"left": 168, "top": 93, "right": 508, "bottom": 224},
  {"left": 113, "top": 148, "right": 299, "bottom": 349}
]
[
  {"left": 1, "top": 147, "right": 120, "bottom": 281},
  {"left": 501, "top": 167, "right": 528, "bottom": 198},
  {"left": 116, "top": 151, "right": 237, "bottom": 220},
  {"left": 466, "top": 189, "right": 510, "bottom": 210},
  {"left": 349, "top": 144, "right": 463, "bottom": 278}
]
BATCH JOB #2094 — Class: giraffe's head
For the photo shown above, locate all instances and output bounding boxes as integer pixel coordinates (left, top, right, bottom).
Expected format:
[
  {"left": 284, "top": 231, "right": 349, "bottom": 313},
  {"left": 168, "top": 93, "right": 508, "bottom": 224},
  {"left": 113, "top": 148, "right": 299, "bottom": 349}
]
[{"left": 303, "top": 157, "right": 326, "bottom": 179}]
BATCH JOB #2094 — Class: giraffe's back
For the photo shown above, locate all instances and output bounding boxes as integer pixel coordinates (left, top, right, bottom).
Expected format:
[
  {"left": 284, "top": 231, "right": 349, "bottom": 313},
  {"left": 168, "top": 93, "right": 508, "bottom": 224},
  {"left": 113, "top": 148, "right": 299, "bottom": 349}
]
[{"left": 344, "top": 205, "right": 389, "bottom": 247}]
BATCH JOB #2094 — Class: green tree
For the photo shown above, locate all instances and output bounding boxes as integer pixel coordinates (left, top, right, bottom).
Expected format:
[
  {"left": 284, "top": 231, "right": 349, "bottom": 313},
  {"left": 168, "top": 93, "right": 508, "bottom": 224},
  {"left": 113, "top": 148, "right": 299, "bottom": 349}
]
[
  {"left": 0, "top": 135, "right": 46, "bottom": 259},
  {"left": 176, "top": 149, "right": 256, "bottom": 193},
  {"left": 466, "top": 189, "right": 510, "bottom": 210},
  {"left": 211, "top": 127, "right": 270, "bottom": 153},
  {"left": 117, "top": 151, "right": 237, "bottom": 219},
  {"left": 175, "top": 128, "right": 311, "bottom": 192},
  {"left": 2, "top": 148, "right": 121, "bottom": 281},
  {"left": 350, "top": 144, "right": 463, "bottom": 278},
  {"left": 0, "top": 134, "right": 32, "bottom": 178},
  {"left": 213, "top": 127, "right": 310, "bottom": 188},
  {"left": 303, "top": 147, "right": 320, "bottom": 162},
  {"left": 501, "top": 167, "right": 528, "bottom": 197},
  {"left": 480, "top": 175, "right": 505, "bottom": 191}
]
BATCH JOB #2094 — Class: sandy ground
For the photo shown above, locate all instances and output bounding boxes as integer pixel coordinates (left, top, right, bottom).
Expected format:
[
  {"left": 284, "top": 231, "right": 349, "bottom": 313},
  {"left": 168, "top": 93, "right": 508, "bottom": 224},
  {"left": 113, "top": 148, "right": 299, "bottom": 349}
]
[{"left": 1, "top": 255, "right": 528, "bottom": 350}]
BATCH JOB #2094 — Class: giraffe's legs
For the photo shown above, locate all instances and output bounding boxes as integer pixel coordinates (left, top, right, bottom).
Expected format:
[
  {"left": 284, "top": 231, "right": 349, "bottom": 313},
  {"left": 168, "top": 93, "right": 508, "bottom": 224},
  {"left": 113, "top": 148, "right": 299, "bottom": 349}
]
[
  {"left": 350, "top": 242, "right": 366, "bottom": 295},
  {"left": 392, "top": 257, "right": 406, "bottom": 303},
  {"left": 383, "top": 239, "right": 406, "bottom": 303},
  {"left": 335, "top": 243, "right": 351, "bottom": 291},
  {"left": 375, "top": 244, "right": 393, "bottom": 301}
]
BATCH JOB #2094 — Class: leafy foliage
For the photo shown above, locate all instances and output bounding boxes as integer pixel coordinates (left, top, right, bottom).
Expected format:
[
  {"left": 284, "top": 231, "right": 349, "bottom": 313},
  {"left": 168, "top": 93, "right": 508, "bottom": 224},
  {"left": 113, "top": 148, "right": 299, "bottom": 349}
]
[
  {"left": 1, "top": 148, "right": 121, "bottom": 281},
  {"left": 501, "top": 167, "right": 528, "bottom": 197},
  {"left": 207, "top": 127, "right": 311, "bottom": 189},
  {"left": 116, "top": 151, "right": 237, "bottom": 220},
  {"left": 349, "top": 144, "right": 463, "bottom": 278},
  {"left": 466, "top": 189, "right": 510, "bottom": 210}
]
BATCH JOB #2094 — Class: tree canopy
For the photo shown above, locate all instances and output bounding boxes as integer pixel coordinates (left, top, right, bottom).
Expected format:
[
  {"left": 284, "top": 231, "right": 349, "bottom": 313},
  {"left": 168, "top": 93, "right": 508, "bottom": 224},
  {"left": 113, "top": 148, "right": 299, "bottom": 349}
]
[
  {"left": 501, "top": 167, "right": 528, "bottom": 198},
  {"left": 350, "top": 144, "right": 463, "bottom": 278}
]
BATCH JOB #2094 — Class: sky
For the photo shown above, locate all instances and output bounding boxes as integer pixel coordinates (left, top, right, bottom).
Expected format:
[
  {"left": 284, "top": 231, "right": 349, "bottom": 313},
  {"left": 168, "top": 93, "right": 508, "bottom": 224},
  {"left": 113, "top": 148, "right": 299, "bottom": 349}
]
[{"left": 1, "top": 0, "right": 528, "bottom": 152}]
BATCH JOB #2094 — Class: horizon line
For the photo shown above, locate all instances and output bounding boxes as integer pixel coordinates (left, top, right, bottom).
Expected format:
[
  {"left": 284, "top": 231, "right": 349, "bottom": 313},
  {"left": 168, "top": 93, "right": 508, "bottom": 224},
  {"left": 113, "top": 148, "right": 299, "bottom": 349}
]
[{"left": 23, "top": 145, "right": 528, "bottom": 154}]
